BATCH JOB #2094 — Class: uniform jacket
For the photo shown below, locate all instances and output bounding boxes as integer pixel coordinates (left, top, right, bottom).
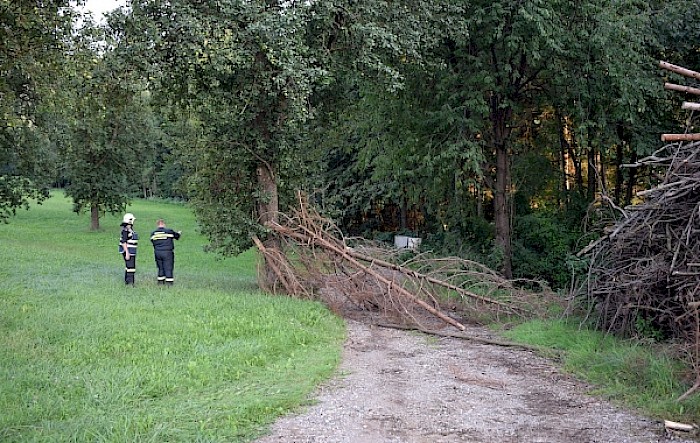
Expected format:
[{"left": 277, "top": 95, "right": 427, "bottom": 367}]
[
  {"left": 119, "top": 224, "right": 139, "bottom": 255},
  {"left": 150, "top": 227, "right": 181, "bottom": 252}
]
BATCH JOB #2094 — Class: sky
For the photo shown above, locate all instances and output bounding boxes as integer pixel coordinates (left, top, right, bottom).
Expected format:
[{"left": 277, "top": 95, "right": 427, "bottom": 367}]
[{"left": 81, "top": 0, "right": 126, "bottom": 21}]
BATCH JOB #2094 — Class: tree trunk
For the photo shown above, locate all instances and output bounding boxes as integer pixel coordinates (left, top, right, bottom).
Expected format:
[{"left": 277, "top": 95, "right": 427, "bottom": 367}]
[
  {"left": 556, "top": 109, "right": 569, "bottom": 207},
  {"left": 90, "top": 204, "right": 100, "bottom": 231},
  {"left": 495, "top": 142, "right": 512, "bottom": 278},
  {"left": 625, "top": 151, "right": 638, "bottom": 206},
  {"left": 399, "top": 196, "right": 408, "bottom": 231},
  {"left": 614, "top": 143, "right": 623, "bottom": 205},
  {"left": 476, "top": 182, "right": 483, "bottom": 218},
  {"left": 256, "top": 162, "right": 282, "bottom": 289},
  {"left": 256, "top": 162, "right": 279, "bottom": 224},
  {"left": 598, "top": 149, "right": 606, "bottom": 193},
  {"left": 565, "top": 133, "right": 584, "bottom": 198},
  {"left": 587, "top": 147, "right": 597, "bottom": 201},
  {"left": 490, "top": 94, "right": 513, "bottom": 279}
]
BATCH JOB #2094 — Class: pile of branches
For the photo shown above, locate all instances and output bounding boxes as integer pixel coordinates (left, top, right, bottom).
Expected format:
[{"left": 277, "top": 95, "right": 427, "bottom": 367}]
[
  {"left": 581, "top": 139, "right": 700, "bottom": 331},
  {"left": 580, "top": 61, "right": 700, "bottom": 399},
  {"left": 255, "top": 193, "right": 555, "bottom": 333},
  {"left": 580, "top": 140, "right": 700, "bottom": 398}
]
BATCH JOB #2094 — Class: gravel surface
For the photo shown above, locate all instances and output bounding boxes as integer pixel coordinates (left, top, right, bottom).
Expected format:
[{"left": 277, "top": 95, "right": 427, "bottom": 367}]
[{"left": 256, "top": 320, "right": 696, "bottom": 443}]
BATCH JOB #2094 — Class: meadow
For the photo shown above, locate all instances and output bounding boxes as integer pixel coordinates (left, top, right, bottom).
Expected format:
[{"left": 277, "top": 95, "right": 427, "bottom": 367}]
[{"left": 0, "top": 192, "right": 345, "bottom": 442}]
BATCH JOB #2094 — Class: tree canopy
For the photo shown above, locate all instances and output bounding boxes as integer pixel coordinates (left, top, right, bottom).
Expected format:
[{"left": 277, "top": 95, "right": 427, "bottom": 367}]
[
  {"left": 3, "top": 0, "right": 700, "bottom": 289},
  {"left": 0, "top": 0, "right": 75, "bottom": 221}
]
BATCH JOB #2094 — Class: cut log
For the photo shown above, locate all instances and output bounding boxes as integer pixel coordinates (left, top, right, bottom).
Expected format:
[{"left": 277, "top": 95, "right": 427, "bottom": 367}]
[
  {"left": 665, "top": 82, "right": 700, "bottom": 96},
  {"left": 661, "top": 133, "right": 700, "bottom": 142},
  {"left": 659, "top": 61, "right": 700, "bottom": 80},
  {"left": 664, "top": 420, "right": 696, "bottom": 432},
  {"left": 681, "top": 102, "right": 700, "bottom": 111}
]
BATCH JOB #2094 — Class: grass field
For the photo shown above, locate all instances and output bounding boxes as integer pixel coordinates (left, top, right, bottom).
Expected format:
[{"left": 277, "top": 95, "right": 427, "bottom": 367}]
[{"left": 0, "top": 192, "right": 345, "bottom": 442}]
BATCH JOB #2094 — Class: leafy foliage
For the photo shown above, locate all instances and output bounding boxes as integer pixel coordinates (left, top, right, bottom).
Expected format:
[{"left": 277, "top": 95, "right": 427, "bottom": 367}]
[
  {"left": 54, "top": 24, "right": 156, "bottom": 229},
  {"left": 4, "top": 0, "right": 696, "bottom": 288},
  {"left": 0, "top": 0, "right": 75, "bottom": 220},
  {"left": 512, "top": 213, "right": 580, "bottom": 288}
]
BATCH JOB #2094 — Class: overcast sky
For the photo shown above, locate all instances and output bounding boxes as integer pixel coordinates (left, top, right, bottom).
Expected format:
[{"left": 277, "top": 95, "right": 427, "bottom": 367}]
[{"left": 82, "top": 0, "right": 126, "bottom": 21}]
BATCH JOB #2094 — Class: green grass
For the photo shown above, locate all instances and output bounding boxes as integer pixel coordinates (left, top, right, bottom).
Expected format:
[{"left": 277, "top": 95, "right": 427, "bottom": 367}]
[
  {"left": 0, "top": 192, "right": 345, "bottom": 442},
  {"left": 502, "top": 319, "right": 700, "bottom": 423}
]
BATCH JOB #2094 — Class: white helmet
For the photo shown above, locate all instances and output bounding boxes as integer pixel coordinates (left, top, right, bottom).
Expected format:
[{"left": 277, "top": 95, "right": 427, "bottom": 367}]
[{"left": 122, "top": 213, "right": 135, "bottom": 224}]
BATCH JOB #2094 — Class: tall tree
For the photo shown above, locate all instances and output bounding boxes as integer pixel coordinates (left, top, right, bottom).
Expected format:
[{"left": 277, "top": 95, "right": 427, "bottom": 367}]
[
  {"left": 122, "top": 0, "right": 437, "bottom": 263},
  {"left": 311, "top": 1, "right": 478, "bottom": 237},
  {"left": 551, "top": 0, "right": 662, "bottom": 207},
  {"left": 0, "top": 0, "right": 74, "bottom": 221},
  {"left": 120, "top": 0, "right": 332, "bottom": 288},
  {"left": 424, "top": 0, "right": 569, "bottom": 277},
  {"left": 56, "top": 21, "right": 155, "bottom": 230}
]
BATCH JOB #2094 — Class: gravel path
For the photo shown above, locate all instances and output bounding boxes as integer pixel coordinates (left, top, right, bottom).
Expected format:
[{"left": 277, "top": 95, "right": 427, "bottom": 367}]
[{"left": 256, "top": 320, "right": 695, "bottom": 443}]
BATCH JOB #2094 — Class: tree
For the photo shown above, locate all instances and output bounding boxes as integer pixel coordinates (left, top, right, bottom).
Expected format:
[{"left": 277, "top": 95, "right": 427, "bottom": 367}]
[
  {"left": 0, "top": 0, "right": 75, "bottom": 221},
  {"left": 310, "top": 2, "right": 480, "bottom": 238},
  {"left": 122, "top": 1, "right": 419, "bottom": 240},
  {"left": 371, "top": 0, "right": 568, "bottom": 278},
  {"left": 56, "top": 21, "right": 157, "bottom": 230},
  {"left": 117, "top": 0, "right": 331, "bottom": 289},
  {"left": 549, "top": 0, "right": 663, "bottom": 208}
]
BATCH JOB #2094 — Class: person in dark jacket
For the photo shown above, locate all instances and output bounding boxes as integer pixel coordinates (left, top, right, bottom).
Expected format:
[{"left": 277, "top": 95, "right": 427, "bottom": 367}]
[
  {"left": 119, "top": 213, "right": 139, "bottom": 286},
  {"left": 150, "top": 219, "right": 181, "bottom": 285}
]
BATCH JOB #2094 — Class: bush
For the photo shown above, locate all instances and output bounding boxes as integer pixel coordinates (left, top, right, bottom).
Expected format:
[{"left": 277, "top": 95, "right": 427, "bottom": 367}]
[
  {"left": 512, "top": 213, "right": 580, "bottom": 289},
  {"left": 422, "top": 217, "right": 494, "bottom": 259}
]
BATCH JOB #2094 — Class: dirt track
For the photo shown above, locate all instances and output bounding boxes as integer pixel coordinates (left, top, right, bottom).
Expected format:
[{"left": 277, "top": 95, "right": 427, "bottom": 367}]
[{"left": 256, "top": 320, "right": 696, "bottom": 443}]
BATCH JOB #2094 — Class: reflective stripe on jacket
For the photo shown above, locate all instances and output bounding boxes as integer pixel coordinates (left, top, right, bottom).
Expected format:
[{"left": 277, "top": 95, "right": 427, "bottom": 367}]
[
  {"left": 119, "top": 228, "right": 139, "bottom": 255},
  {"left": 150, "top": 228, "right": 180, "bottom": 252}
]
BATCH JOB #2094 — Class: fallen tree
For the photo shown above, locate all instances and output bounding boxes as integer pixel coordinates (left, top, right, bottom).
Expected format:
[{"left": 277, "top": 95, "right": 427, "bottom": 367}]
[{"left": 255, "top": 193, "right": 555, "bottom": 333}]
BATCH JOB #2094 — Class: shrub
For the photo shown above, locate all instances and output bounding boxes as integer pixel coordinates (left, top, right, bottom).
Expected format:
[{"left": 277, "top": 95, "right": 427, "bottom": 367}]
[{"left": 512, "top": 213, "right": 580, "bottom": 289}]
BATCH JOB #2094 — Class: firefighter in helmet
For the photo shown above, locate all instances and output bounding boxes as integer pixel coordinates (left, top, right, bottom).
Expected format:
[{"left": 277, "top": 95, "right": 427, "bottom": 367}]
[{"left": 119, "top": 213, "right": 139, "bottom": 286}]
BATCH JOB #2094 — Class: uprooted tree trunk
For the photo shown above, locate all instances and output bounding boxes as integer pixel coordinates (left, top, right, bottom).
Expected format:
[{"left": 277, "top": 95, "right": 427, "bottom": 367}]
[
  {"left": 254, "top": 161, "right": 292, "bottom": 292},
  {"left": 255, "top": 193, "right": 554, "bottom": 333}
]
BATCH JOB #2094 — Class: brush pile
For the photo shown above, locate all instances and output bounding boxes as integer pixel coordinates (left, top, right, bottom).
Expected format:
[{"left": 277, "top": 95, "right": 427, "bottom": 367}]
[
  {"left": 255, "top": 193, "right": 554, "bottom": 332},
  {"left": 582, "top": 140, "right": 700, "bottom": 340},
  {"left": 580, "top": 61, "right": 700, "bottom": 399}
]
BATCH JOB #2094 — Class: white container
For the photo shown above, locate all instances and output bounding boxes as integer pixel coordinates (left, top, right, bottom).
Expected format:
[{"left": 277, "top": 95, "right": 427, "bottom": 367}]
[{"left": 394, "top": 235, "right": 422, "bottom": 250}]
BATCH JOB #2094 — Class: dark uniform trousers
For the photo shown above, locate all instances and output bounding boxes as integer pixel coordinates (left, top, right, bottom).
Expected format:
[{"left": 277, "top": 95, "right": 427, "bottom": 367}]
[
  {"left": 120, "top": 228, "right": 138, "bottom": 286},
  {"left": 151, "top": 227, "right": 180, "bottom": 285},
  {"left": 123, "top": 253, "right": 136, "bottom": 285},
  {"left": 155, "top": 250, "right": 175, "bottom": 285}
]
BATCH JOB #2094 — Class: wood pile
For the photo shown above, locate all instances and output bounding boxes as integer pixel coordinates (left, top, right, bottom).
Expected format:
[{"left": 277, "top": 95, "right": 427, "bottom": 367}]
[
  {"left": 580, "top": 61, "right": 700, "bottom": 400},
  {"left": 582, "top": 139, "right": 700, "bottom": 335}
]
